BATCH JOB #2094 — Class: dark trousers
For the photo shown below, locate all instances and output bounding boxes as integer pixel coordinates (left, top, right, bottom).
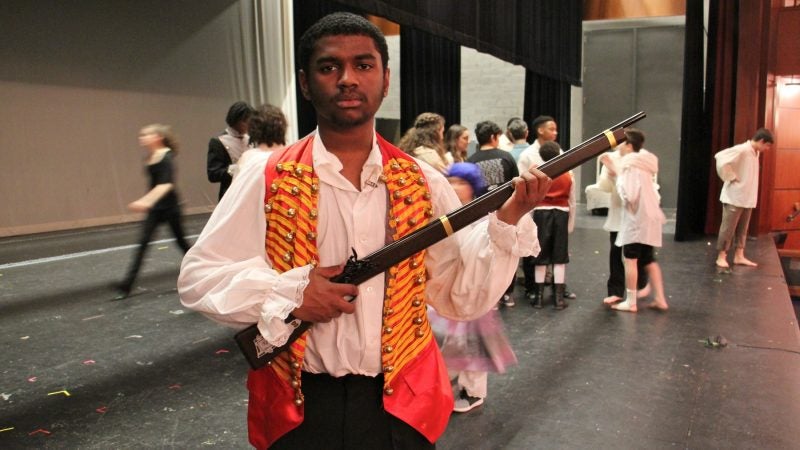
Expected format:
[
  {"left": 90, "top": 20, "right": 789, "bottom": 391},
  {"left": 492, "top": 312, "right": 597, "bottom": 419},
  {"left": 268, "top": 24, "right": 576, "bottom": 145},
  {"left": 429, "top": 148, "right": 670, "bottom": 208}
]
[
  {"left": 522, "top": 256, "right": 537, "bottom": 293},
  {"left": 607, "top": 232, "right": 648, "bottom": 297},
  {"left": 270, "top": 372, "right": 434, "bottom": 450},
  {"left": 122, "top": 206, "right": 190, "bottom": 289}
]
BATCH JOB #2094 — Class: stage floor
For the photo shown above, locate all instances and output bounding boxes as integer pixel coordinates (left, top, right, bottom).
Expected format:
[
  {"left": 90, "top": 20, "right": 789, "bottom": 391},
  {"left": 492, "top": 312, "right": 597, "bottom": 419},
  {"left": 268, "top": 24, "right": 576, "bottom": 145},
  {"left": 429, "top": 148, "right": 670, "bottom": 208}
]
[{"left": 1, "top": 211, "right": 798, "bottom": 449}]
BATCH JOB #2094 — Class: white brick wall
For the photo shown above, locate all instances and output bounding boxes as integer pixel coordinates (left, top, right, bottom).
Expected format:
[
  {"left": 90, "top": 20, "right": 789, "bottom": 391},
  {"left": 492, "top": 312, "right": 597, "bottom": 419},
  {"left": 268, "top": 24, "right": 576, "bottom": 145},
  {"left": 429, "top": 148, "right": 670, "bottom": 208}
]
[
  {"left": 376, "top": 38, "right": 527, "bottom": 140},
  {"left": 459, "top": 47, "right": 526, "bottom": 139}
]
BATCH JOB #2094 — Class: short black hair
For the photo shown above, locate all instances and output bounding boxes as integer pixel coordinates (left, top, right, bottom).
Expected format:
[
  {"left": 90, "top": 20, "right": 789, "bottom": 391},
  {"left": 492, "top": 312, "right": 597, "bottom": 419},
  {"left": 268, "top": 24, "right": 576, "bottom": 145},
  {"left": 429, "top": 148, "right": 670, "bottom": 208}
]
[
  {"left": 225, "top": 101, "right": 253, "bottom": 127},
  {"left": 752, "top": 128, "right": 774, "bottom": 143},
  {"left": 298, "top": 12, "right": 389, "bottom": 73},
  {"left": 531, "top": 115, "right": 555, "bottom": 137},
  {"left": 475, "top": 120, "right": 502, "bottom": 146},
  {"left": 539, "top": 141, "right": 560, "bottom": 162},
  {"left": 624, "top": 128, "right": 645, "bottom": 152}
]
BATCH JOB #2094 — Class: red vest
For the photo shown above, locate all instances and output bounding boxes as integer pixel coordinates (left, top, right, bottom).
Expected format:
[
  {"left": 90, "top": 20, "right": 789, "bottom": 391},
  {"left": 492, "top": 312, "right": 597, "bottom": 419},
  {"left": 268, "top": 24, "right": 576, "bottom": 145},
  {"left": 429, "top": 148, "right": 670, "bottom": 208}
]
[
  {"left": 246, "top": 134, "right": 453, "bottom": 449},
  {"left": 538, "top": 172, "right": 573, "bottom": 208}
]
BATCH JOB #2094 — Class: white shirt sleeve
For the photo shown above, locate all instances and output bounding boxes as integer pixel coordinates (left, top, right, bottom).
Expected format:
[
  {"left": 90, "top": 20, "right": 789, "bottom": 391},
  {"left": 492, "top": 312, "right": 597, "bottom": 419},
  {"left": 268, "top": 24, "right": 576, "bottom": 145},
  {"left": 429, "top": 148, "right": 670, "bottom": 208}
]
[
  {"left": 177, "top": 156, "right": 310, "bottom": 346},
  {"left": 420, "top": 165, "right": 540, "bottom": 321}
]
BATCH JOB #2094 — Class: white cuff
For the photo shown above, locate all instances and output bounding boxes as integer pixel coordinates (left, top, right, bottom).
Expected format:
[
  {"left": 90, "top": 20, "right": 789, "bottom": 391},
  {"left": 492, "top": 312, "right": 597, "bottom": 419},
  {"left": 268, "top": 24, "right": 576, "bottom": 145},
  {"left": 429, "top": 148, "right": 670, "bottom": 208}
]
[
  {"left": 256, "top": 265, "right": 312, "bottom": 346},
  {"left": 487, "top": 211, "right": 540, "bottom": 257}
]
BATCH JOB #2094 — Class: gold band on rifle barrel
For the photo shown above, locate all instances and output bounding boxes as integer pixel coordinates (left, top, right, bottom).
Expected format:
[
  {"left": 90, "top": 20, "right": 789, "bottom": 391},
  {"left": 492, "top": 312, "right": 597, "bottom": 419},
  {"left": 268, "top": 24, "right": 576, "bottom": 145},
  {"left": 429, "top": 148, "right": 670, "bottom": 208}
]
[
  {"left": 439, "top": 215, "right": 454, "bottom": 236},
  {"left": 603, "top": 129, "right": 617, "bottom": 149}
]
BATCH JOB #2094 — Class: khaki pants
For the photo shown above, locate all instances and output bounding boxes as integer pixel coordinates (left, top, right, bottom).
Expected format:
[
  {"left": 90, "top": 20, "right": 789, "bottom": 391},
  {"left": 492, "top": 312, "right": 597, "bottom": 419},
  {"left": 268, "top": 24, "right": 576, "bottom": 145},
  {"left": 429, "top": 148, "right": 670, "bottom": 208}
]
[{"left": 716, "top": 203, "right": 752, "bottom": 252}]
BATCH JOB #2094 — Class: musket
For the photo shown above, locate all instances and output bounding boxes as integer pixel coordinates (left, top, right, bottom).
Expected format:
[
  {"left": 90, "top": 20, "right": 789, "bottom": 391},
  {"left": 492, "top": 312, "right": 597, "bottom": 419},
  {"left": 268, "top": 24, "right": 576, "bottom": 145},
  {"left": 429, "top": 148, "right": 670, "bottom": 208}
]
[{"left": 235, "top": 111, "right": 646, "bottom": 370}]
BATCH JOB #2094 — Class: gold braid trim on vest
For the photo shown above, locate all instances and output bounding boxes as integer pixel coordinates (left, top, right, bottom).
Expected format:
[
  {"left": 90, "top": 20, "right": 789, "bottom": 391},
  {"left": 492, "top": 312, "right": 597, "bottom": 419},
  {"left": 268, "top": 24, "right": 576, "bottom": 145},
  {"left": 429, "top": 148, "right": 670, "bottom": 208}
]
[
  {"left": 380, "top": 158, "right": 434, "bottom": 391},
  {"left": 265, "top": 157, "right": 319, "bottom": 407},
  {"left": 263, "top": 135, "right": 432, "bottom": 405}
]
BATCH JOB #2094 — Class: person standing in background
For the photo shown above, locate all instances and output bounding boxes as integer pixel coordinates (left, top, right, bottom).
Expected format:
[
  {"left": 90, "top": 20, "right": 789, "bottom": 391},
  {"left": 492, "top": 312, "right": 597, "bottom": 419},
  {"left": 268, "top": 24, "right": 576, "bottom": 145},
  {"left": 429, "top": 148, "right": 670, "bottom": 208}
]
[
  {"left": 237, "top": 104, "right": 288, "bottom": 171},
  {"left": 597, "top": 147, "right": 650, "bottom": 305},
  {"left": 467, "top": 120, "right": 520, "bottom": 307},
  {"left": 207, "top": 101, "right": 253, "bottom": 200},
  {"left": 444, "top": 124, "right": 470, "bottom": 163},
  {"left": 529, "top": 141, "right": 575, "bottom": 310},
  {"left": 398, "top": 112, "right": 449, "bottom": 173},
  {"left": 116, "top": 124, "right": 190, "bottom": 298},
  {"left": 610, "top": 128, "right": 668, "bottom": 313},
  {"left": 714, "top": 128, "right": 774, "bottom": 269},
  {"left": 516, "top": 115, "right": 558, "bottom": 175}
]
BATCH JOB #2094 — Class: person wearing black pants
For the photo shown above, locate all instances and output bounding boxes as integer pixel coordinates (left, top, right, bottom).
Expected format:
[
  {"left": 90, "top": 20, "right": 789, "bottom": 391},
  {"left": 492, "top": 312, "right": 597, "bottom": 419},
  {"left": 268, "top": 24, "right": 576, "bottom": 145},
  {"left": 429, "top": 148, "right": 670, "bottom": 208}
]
[{"left": 117, "top": 124, "right": 190, "bottom": 298}]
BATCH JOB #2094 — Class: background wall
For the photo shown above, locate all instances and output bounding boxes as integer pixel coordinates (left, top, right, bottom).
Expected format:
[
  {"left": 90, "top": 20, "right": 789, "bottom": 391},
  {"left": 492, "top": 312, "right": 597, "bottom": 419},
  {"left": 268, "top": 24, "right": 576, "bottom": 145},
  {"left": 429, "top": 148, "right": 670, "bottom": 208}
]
[
  {"left": 0, "top": 0, "right": 295, "bottom": 237},
  {"left": 580, "top": 17, "right": 685, "bottom": 209}
]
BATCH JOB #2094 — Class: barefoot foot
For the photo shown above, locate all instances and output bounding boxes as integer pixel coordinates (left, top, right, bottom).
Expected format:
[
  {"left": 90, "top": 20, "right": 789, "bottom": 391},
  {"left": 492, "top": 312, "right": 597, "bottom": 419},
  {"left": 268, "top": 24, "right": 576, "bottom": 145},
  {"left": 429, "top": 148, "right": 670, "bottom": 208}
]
[
  {"left": 647, "top": 300, "right": 669, "bottom": 311},
  {"left": 603, "top": 295, "right": 622, "bottom": 305},
  {"left": 733, "top": 257, "right": 757, "bottom": 267},
  {"left": 611, "top": 302, "right": 637, "bottom": 313},
  {"left": 637, "top": 283, "right": 651, "bottom": 299},
  {"left": 715, "top": 258, "right": 730, "bottom": 268}
]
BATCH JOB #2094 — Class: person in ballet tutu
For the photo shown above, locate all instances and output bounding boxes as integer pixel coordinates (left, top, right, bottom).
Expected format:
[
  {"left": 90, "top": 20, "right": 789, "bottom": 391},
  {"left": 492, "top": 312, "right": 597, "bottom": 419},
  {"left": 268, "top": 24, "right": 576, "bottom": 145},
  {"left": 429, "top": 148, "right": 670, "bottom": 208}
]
[{"left": 428, "top": 162, "right": 527, "bottom": 413}]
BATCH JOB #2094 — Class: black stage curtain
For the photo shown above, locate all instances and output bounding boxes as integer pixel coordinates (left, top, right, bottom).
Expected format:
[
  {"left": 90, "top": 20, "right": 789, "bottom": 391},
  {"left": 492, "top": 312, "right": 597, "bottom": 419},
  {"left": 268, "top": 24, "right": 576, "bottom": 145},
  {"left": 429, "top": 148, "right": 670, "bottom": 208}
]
[
  {"left": 675, "top": 0, "right": 710, "bottom": 241},
  {"left": 523, "top": 71, "right": 571, "bottom": 148},
  {"left": 336, "top": 0, "right": 582, "bottom": 86},
  {"left": 702, "top": 0, "right": 739, "bottom": 235},
  {"left": 399, "top": 27, "right": 460, "bottom": 134}
]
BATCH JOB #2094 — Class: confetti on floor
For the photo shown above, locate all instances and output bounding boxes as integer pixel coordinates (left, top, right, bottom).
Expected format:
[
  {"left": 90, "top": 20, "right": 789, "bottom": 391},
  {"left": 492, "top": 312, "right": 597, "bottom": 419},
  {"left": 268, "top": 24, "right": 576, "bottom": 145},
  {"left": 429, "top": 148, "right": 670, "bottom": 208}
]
[
  {"left": 1, "top": 393, "right": 12, "bottom": 401},
  {"left": 0, "top": 427, "right": 14, "bottom": 433},
  {"left": 96, "top": 406, "right": 108, "bottom": 414},
  {"left": 83, "top": 359, "right": 96, "bottom": 365},
  {"left": 125, "top": 335, "right": 143, "bottom": 339},
  {"left": 168, "top": 384, "right": 182, "bottom": 390},
  {"left": 82, "top": 314, "right": 104, "bottom": 321},
  {"left": 27, "top": 377, "right": 37, "bottom": 383},
  {"left": 28, "top": 429, "right": 51, "bottom": 436},
  {"left": 215, "top": 349, "right": 229, "bottom": 355},
  {"left": 20, "top": 336, "right": 29, "bottom": 340},
  {"left": 169, "top": 310, "right": 184, "bottom": 315},
  {"left": 47, "top": 390, "right": 71, "bottom": 397}
]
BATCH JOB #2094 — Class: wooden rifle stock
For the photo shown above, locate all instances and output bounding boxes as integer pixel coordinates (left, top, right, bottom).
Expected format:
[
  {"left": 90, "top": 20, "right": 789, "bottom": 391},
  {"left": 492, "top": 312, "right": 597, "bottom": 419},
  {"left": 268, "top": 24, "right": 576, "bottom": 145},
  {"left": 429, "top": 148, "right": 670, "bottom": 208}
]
[{"left": 234, "top": 111, "right": 646, "bottom": 369}]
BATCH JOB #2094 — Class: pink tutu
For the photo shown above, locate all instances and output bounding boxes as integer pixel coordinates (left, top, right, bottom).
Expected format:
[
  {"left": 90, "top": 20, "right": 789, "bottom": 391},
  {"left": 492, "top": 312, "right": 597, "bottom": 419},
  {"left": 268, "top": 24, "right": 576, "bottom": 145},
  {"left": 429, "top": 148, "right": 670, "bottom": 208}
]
[{"left": 428, "top": 308, "right": 517, "bottom": 373}]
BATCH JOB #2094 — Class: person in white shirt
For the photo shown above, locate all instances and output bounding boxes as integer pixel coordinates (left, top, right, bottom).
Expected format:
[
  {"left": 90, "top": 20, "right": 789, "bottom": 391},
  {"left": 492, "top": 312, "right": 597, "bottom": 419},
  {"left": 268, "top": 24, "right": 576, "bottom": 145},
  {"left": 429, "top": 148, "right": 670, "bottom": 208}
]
[
  {"left": 597, "top": 147, "right": 650, "bottom": 305},
  {"left": 177, "top": 12, "right": 551, "bottom": 449},
  {"left": 714, "top": 128, "right": 774, "bottom": 268},
  {"left": 610, "top": 128, "right": 668, "bottom": 313},
  {"left": 516, "top": 115, "right": 558, "bottom": 175}
]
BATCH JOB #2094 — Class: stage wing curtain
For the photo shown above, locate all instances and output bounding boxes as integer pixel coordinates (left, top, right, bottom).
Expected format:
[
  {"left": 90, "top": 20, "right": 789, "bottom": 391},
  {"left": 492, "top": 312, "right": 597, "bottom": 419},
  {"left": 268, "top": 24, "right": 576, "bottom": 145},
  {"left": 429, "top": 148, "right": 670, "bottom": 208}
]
[
  {"left": 399, "top": 26, "right": 461, "bottom": 134},
  {"left": 523, "top": 71, "right": 572, "bottom": 148},
  {"left": 335, "top": 0, "right": 582, "bottom": 86},
  {"left": 675, "top": 0, "right": 709, "bottom": 240},
  {"left": 703, "top": 0, "right": 739, "bottom": 235}
]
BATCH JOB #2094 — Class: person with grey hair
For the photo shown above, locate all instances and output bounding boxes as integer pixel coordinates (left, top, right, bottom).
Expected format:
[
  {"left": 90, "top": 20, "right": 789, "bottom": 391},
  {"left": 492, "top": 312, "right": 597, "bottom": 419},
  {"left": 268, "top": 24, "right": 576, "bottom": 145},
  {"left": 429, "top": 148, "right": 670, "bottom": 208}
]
[{"left": 508, "top": 117, "right": 530, "bottom": 162}]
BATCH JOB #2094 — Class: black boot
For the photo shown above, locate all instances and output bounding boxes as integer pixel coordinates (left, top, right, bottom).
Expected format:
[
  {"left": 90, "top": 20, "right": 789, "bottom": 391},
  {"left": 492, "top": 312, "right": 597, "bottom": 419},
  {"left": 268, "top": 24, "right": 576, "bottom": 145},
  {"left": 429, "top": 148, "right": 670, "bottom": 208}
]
[
  {"left": 553, "top": 284, "right": 567, "bottom": 310},
  {"left": 532, "top": 284, "right": 544, "bottom": 309}
]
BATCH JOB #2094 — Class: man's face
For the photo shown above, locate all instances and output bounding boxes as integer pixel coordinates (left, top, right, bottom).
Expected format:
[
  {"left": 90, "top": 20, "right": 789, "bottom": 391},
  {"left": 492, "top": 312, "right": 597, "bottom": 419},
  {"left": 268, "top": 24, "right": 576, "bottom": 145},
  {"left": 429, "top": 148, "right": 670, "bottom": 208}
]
[
  {"left": 538, "top": 121, "right": 558, "bottom": 142},
  {"left": 299, "top": 34, "right": 389, "bottom": 130}
]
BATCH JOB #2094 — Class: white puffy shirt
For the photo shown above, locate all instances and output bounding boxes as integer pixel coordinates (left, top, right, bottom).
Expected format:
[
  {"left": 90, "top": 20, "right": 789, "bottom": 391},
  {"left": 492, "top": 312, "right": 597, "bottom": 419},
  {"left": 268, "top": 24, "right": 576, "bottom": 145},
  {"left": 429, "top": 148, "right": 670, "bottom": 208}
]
[
  {"left": 178, "top": 131, "right": 539, "bottom": 377},
  {"left": 716, "top": 141, "right": 760, "bottom": 209}
]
